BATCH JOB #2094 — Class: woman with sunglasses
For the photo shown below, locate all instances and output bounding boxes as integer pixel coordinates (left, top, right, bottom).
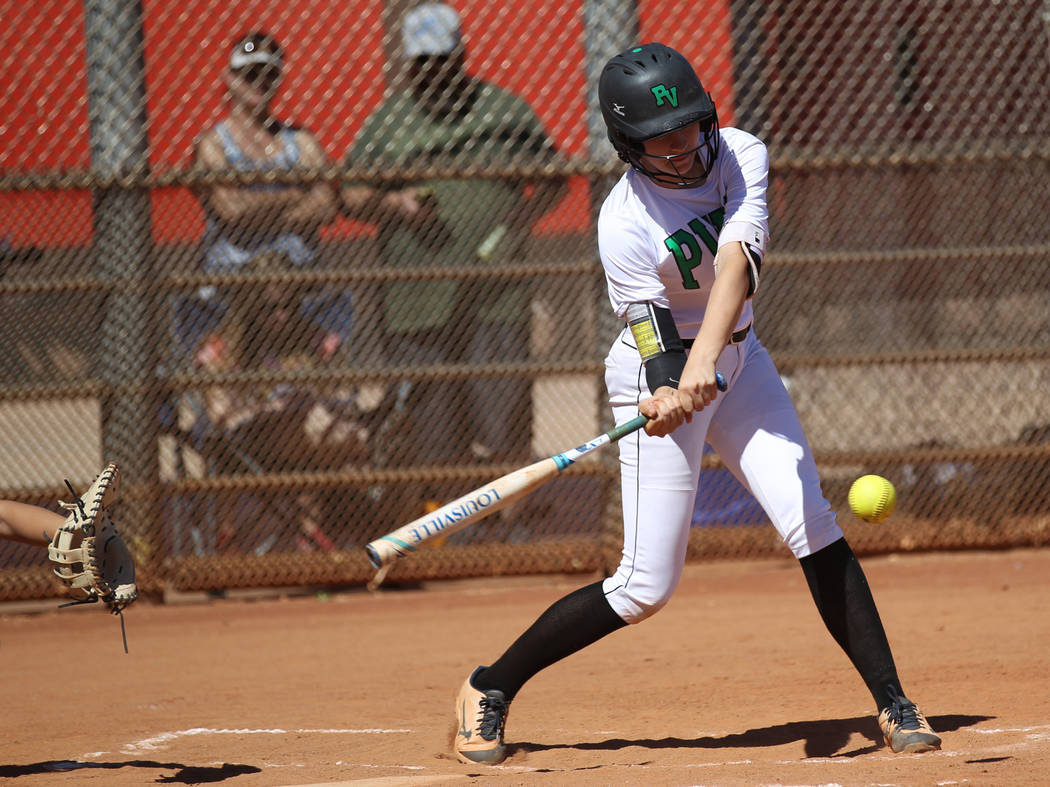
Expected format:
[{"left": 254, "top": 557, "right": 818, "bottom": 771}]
[
  {"left": 187, "top": 32, "right": 343, "bottom": 554},
  {"left": 194, "top": 32, "right": 336, "bottom": 282}
]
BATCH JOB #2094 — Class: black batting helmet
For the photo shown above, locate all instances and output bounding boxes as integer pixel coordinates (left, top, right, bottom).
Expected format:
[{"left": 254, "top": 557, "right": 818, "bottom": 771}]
[{"left": 598, "top": 43, "right": 720, "bottom": 187}]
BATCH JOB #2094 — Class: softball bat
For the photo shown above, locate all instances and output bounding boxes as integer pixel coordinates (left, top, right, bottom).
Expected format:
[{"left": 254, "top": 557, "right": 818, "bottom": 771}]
[{"left": 365, "top": 372, "right": 727, "bottom": 569}]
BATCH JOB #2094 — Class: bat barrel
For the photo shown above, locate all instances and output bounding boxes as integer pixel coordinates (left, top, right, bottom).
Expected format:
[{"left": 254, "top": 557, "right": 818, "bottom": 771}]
[
  {"left": 366, "top": 543, "right": 382, "bottom": 570},
  {"left": 362, "top": 377, "right": 727, "bottom": 572},
  {"left": 364, "top": 458, "right": 558, "bottom": 570}
]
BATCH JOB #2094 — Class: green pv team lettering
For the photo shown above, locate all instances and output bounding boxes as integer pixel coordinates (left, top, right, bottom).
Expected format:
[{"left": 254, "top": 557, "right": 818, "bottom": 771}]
[
  {"left": 664, "top": 208, "right": 725, "bottom": 289},
  {"left": 651, "top": 83, "right": 679, "bottom": 107}
]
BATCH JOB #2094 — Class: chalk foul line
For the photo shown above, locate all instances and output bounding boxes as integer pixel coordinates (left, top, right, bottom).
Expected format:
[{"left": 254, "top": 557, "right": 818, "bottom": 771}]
[{"left": 122, "top": 727, "right": 412, "bottom": 753}]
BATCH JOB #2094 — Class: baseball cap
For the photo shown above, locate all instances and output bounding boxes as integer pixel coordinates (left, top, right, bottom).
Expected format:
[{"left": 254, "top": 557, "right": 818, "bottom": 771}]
[
  {"left": 230, "top": 32, "right": 283, "bottom": 70},
  {"left": 402, "top": 3, "right": 461, "bottom": 58}
]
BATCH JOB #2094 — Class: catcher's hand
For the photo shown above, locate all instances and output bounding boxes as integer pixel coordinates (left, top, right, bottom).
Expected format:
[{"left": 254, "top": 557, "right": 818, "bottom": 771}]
[{"left": 47, "top": 463, "right": 138, "bottom": 614}]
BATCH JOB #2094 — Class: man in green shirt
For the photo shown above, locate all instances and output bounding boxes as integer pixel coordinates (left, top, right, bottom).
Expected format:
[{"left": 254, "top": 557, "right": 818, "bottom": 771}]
[{"left": 342, "top": 3, "right": 567, "bottom": 467}]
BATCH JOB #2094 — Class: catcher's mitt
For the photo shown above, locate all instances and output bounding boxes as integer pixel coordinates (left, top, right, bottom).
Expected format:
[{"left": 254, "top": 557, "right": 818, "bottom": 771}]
[{"left": 47, "top": 463, "right": 137, "bottom": 614}]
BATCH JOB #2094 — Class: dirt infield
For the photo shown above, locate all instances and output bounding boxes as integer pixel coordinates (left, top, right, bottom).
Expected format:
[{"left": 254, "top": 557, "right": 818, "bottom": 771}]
[{"left": 2, "top": 548, "right": 1048, "bottom": 787}]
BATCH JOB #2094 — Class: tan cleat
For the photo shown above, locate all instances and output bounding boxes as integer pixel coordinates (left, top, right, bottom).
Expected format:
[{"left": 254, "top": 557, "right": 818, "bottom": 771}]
[
  {"left": 878, "top": 688, "right": 941, "bottom": 753},
  {"left": 454, "top": 666, "right": 510, "bottom": 764}
]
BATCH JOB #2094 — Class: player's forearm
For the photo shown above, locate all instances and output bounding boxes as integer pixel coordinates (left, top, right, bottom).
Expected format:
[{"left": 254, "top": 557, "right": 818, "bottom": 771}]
[
  {"left": 0, "top": 500, "right": 64, "bottom": 546},
  {"left": 687, "top": 250, "right": 750, "bottom": 367}
]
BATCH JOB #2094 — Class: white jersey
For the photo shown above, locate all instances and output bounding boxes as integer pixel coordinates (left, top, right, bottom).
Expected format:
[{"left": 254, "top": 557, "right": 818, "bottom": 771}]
[
  {"left": 597, "top": 127, "right": 769, "bottom": 339},
  {"left": 597, "top": 126, "right": 841, "bottom": 622}
]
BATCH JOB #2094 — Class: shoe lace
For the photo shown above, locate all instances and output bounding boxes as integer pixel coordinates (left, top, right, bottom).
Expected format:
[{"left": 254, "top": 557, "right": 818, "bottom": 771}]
[
  {"left": 885, "top": 686, "right": 922, "bottom": 730},
  {"left": 476, "top": 693, "right": 508, "bottom": 741}
]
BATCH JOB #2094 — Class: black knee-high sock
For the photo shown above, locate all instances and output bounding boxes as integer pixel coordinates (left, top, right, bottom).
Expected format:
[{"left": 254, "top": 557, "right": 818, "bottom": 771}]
[
  {"left": 472, "top": 580, "right": 627, "bottom": 701},
  {"left": 799, "top": 538, "right": 903, "bottom": 711}
]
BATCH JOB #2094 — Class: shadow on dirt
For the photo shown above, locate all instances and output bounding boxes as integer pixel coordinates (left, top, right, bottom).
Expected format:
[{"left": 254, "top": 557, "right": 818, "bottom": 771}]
[
  {"left": 518, "top": 713, "right": 992, "bottom": 759},
  {"left": 0, "top": 760, "right": 260, "bottom": 783}
]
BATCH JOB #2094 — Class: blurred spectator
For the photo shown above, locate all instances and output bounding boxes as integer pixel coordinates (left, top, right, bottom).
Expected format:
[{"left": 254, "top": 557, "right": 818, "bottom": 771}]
[
  {"left": 1, "top": 240, "right": 93, "bottom": 382},
  {"left": 189, "top": 263, "right": 374, "bottom": 553},
  {"left": 190, "top": 30, "right": 344, "bottom": 359},
  {"left": 184, "top": 31, "right": 355, "bottom": 553},
  {"left": 195, "top": 31, "right": 336, "bottom": 285},
  {"left": 340, "top": 3, "right": 568, "bottom": 470}
]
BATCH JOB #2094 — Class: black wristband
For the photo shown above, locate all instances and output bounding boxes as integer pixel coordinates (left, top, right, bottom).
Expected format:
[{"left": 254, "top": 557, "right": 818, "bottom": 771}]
[
  {"left": 645, "top": 349, "right": 687, "bottom": 392},
  {"left": 626, "top": 303, "right": 689, "bottom": 393}
]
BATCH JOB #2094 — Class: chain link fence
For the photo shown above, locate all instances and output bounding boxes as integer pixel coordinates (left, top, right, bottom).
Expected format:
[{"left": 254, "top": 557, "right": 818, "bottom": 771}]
[{"left": 3, "top": 0, "right": 1049, "bottom": 601}]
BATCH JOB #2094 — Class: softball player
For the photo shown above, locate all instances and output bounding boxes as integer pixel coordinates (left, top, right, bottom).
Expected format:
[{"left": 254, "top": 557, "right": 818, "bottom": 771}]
[{"left": 453, "top": 43, "right": 940, "bottom": 764}]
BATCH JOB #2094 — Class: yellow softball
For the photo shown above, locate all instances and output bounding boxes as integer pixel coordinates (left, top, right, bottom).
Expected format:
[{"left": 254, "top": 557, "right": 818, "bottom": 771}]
[{"left": 848, "top": 474, "right": 897, "bottom": 523}]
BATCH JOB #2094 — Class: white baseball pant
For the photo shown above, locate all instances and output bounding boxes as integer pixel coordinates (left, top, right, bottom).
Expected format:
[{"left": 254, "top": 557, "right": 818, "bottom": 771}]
[{"left": 601, "top": 327, "right": 843, "bottom": 623}]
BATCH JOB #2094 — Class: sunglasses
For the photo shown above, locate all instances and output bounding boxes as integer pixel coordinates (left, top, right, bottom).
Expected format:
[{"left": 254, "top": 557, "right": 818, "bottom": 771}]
[{"left": 235, "top": 64, "right": 282, "bottom": 89}]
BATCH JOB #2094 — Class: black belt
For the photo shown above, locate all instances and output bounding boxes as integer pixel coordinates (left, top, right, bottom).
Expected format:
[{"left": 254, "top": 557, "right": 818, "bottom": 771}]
[{"left": 683, "top": 323, "right": 751, "bottom": 349}]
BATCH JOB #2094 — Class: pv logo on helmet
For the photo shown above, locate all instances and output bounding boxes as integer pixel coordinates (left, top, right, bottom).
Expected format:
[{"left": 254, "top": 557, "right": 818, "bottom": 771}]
[{"left": 651, "top": 84, "right": 679, "bottom": 107}]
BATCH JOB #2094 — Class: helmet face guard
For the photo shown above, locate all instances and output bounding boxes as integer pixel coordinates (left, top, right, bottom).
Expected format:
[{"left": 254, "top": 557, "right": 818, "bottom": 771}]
[
  {"left": 620, "top": 113, "right": 720, "bottom": 188},
  {"left": 600, "top": 43, "right": 720, "bottom": 187}
]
